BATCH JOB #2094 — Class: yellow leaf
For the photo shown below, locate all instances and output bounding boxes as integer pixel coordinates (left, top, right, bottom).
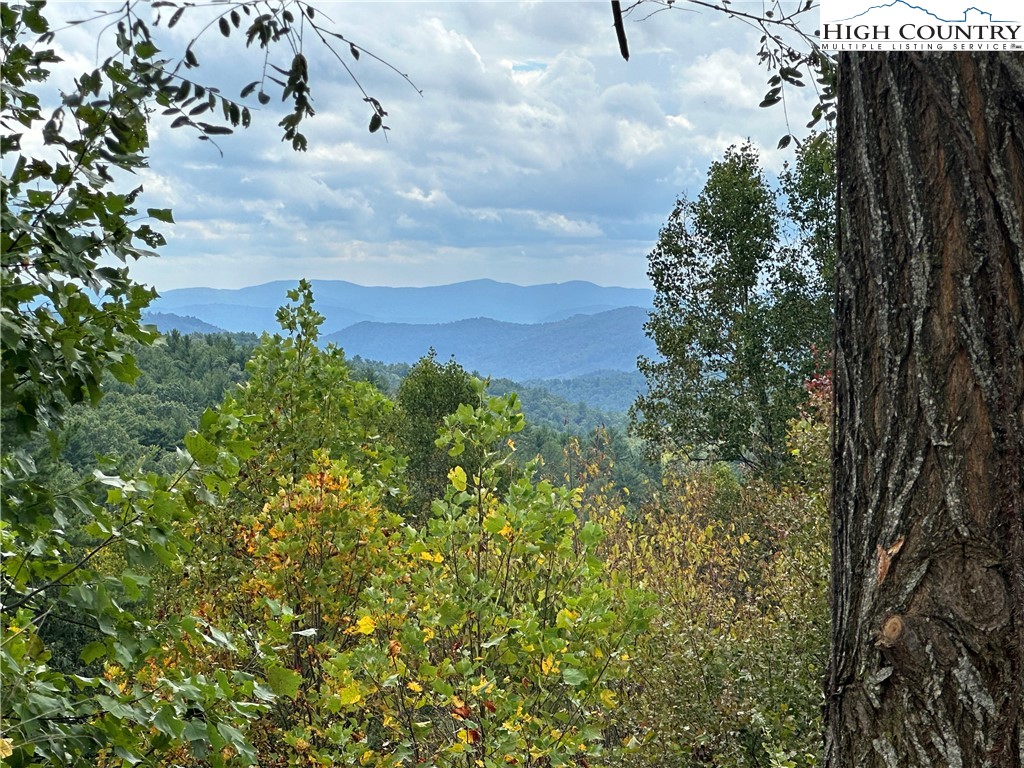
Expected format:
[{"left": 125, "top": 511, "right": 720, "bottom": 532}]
[
  {"left": 359, "top": 748, "right": 376, "bottom": 765},
  {"left": 0, "top": 738, "right": 13, "bottom": 759},
  {"left": 407, "top": 681, "right": 423, "bottom": 693},
  {"left": 599, "top": 689, "right": 619, "bottom": 708},
  {"left": 420, "top": 551, "right": 444, "bottom": 564},
  {"left": 339, "top": 684, "right": 363, "bottom": 706},
  {"left": 449, "top": 466, "right": 467, "bottom": 492},
  {"left": 470, "top": 676, "right": 493, "bottom": 694},
  {"left": 355, "top": 615, "right": 376, "bottom": 635},
  {"left": 541, "top": 654, "right": 557, "bottom": 675}
]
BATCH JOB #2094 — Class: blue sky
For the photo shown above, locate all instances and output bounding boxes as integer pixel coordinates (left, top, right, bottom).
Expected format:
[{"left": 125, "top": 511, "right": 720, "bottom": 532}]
[{"left": 44, "top": 1, "right": 821, "bottom": 290}]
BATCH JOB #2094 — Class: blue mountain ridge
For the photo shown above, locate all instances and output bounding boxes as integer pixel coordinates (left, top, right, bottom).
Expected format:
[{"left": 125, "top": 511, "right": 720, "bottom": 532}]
[
  {"left": 324, "top": 306, "right": 657, "bottom": 381},
  {"left": 149, "top": 279, "right": 655, "bottom": 333}
]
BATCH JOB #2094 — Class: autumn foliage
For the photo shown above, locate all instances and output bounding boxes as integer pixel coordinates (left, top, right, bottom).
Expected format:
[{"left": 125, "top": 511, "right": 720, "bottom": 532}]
[
  {"left": 165, "top": 284, "right": 650, "bottom": 767},
  {"left": 600, "top": 386, "right": 831, "bottom": 768}
]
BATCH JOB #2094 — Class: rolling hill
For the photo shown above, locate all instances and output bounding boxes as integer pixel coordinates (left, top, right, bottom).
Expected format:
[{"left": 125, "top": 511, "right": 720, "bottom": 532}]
[
  {"left": 142, "top": 312, "right": 225, "bottom": 335},
  {"left": 324, "top": 306, "right": 656, "bottom": 381}
]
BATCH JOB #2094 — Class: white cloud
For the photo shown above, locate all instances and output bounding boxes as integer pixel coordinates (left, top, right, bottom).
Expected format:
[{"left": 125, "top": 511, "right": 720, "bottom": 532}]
[
  {"left": 398, "top": 187, "right": 454, "bottom": 207},
  {"left": 530, "top": 212, "right": 603, "bottom": 238},
  {"left": 38, "top": 1, "right": 823, "bottom": 292}
]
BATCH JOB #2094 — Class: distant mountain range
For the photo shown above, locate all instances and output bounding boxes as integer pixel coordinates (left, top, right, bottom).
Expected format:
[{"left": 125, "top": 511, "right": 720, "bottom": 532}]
[
  {"left": 147, "top": 279, "right": 654, "bottom": 335},
  {"left": 324, "top": 307, "right": 656, "bottom": 380},
  {"left": 143, "top": 279, "right": 657, "bottom": 383}
]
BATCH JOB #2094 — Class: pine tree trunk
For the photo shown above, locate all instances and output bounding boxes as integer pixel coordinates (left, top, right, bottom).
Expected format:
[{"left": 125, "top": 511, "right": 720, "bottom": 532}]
[{"left": 827, "top": 53, "right": 1024, "bottom": 767}]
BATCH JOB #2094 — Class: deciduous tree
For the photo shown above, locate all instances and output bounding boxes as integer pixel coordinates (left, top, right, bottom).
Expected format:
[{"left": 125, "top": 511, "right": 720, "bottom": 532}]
[
  {"left": 1, "top": 2, "right": 408, "bottom": 762},
  {"left": 394, "top": 351, "right": 481, "bottom": 519},
  {"left": 633, "top": 138, "right": 834, "bottom": 476}
]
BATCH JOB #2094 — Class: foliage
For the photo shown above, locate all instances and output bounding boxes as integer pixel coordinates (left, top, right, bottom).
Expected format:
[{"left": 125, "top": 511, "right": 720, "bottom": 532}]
[
  {"left": 603, "top": 386, "right": 831, "bottom": 768},
  {"left": 169, "top": 289, "right": 650, "bottom": 767},
  {"left": 519, "top": 371, "right": 646, "bottom": 417},
  {"left": 0, "top": 6, "right": 257, "bottom": 762},
  {"left": 349, "top": 360, "right": 634, "bottom": 437},
  {"left": 0, "top": 451, "right": 265, "bottom": 766},
  {"left": 393, "top": 351, "right": 482, "bottom": 520},
  {"left": 1, "top": 1, "right": 411, "bottom": 762},
  {"left": 338, "top": 392, "right": 650, "bottom": 767},
  {"left": 633, "top": 136, "right": 834, "bottom": 476},
  {"left": 160, "top": 284, "right": 402, "bottom": 766}
]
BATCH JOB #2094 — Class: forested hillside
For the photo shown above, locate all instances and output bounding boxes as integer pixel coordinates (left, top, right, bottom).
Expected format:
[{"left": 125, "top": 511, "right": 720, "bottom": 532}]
[
  {"left": 326, "top": 307, "right": 655, "bottom": 380},
  {"left": 39, "top": 329, "right": 645, "bottom": 492}
]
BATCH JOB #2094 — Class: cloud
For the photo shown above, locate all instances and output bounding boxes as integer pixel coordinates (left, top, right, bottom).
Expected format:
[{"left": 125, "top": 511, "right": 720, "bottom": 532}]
[{"left": 40, "top": 1, "right": 823, "bottom": 292}]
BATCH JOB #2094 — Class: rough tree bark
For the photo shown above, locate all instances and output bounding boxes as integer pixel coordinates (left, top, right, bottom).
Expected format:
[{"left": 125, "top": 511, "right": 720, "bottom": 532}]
[{"left": 827, "top": 53, "right": 1024, "bottom": 767}]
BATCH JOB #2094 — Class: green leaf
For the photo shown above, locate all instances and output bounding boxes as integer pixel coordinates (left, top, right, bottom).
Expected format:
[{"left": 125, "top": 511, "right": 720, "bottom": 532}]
[
  {"left": 81, "top": 640, "right": 107, "bottom": 664},
  {"left": 483, "top": 514, "right": 507, "bottom": 534},
  {"left": 96, "top": 694, "right": 137, "bottom": 721},
  {"left": 266, "top": 666, "right": 302, "bottom": 699},
  {"left": 578, "top": 521, "right": 603, "bottom": 547},
  {"left": 562, "top": 667, "right": 588, "bottom": 687},
  {"left": 146, "top": 207, "right": 174, "bottom": 223},
  {"left": 153, "top": 705, "right": 185, "bottom": 739},
  {"left": 184, "top": 431, "right": 218, "bottom": 464},
  {"left": 134, "top": 40, "right": 158, "bottom": 59},
  {"left": 183, "top": 718, "right": 208, "bottom": 743}
]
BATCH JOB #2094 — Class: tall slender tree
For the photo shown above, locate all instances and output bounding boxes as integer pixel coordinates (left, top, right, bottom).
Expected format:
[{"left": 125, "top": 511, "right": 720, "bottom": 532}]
[{"left": 634, "top": 138, "right": 834, "bottom": 476}]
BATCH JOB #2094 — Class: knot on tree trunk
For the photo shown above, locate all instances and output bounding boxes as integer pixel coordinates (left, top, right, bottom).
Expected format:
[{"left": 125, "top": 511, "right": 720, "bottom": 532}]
[{"left": 875, "top": 613, "right": 958, "bottom": 680}]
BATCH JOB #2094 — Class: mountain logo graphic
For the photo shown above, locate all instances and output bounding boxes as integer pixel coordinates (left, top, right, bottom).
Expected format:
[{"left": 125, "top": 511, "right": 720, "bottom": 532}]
[{"left": 836, "top": 1, "right": 1017, "bottom": 24}]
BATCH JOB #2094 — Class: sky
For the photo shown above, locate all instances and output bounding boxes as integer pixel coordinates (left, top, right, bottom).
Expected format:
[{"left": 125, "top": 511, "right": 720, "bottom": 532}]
[{"left": 43, "top": 1, "right": 822, "bottom": 291}]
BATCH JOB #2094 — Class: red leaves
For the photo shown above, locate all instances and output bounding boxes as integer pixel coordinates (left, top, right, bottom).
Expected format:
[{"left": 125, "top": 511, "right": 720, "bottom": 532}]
[{"left": 451, "top": 696, "right": 472, "bottom": 720}]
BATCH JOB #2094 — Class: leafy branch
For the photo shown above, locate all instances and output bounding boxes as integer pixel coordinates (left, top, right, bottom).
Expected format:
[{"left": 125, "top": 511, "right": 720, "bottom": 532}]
[{"left": 623, "top": 0, "right": 837, "bottom": 146}]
